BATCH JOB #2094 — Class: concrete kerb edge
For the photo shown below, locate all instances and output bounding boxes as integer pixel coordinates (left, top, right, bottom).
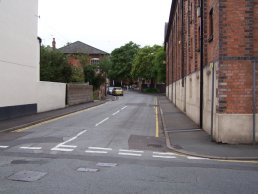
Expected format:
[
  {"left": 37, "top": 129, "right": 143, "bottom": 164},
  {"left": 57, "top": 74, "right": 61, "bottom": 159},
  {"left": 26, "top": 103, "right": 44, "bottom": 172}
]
[
  {"left": 157, "top": 97, "right": 258, "bottom": 161},
  {"left": 0, "top": 100, "right": 106, "bottom": 133}
]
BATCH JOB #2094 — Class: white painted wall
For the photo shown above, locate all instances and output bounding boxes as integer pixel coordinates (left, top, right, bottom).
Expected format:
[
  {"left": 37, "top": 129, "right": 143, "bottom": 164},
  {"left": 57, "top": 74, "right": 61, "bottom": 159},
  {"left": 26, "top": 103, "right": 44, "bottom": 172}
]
[
  {"left": 0, "top": 0, "right": 67, "bottom": 114},
  {"left": 37, "top": 82, "right": 66, "bottom": 112},
  {"left": 0, "top": 0, "right": 38, "bottom": 107}
]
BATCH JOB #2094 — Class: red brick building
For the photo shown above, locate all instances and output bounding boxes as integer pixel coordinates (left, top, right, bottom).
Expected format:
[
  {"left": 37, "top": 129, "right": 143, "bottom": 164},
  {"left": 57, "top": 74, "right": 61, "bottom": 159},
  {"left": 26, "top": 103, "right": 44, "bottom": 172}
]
[
  {"left": 165, "top": 0, "right": 258, "bottom": 144},
  {"left": 58, "top": 41, "right": 109, "bottom": 67}
]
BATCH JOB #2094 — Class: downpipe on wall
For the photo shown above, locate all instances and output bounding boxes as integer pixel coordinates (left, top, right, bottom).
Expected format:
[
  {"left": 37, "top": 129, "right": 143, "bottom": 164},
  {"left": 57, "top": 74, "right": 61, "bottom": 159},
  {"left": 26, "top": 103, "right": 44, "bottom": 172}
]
[
  {"left": 253, "top": 60, "right": 256, "bottom": 145},
  {"left": 200, "top": 0, "right": 204, "bottom": 129}
]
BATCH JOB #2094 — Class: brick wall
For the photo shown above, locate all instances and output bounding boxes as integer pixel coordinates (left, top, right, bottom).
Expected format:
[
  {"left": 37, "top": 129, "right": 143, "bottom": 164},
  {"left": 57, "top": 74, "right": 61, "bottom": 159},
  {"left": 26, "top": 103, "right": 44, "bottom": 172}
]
[{"left": 218, "top": 0, "right": 258, "bottom": 114}]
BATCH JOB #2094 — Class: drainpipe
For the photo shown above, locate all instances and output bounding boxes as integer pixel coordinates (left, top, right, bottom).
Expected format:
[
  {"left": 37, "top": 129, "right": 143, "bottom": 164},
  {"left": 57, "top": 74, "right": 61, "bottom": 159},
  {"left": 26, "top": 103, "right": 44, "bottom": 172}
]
[
  {"left": 200, "top": 0, "right": 204, "bottom": 129},
  {"left": 181, "top": 0, "right": 186, "bottom": 112},
  {"left": 211, "top": 63, "right": 215, "bottom": 141},
  {"left": 253, "top": 60, "right": 256, "bottom": 145}
]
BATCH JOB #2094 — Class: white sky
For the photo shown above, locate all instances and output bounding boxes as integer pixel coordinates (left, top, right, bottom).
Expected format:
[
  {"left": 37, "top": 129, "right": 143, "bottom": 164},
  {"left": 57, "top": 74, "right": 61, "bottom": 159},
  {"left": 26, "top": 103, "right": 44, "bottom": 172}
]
[{"left": 38, "top": 0, "right": 172, "bottom": 53}]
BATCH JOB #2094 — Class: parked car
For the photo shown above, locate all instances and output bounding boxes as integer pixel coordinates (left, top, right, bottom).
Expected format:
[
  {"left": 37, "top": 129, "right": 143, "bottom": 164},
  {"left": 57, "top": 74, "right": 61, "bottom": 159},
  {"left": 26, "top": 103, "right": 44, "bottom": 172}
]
[
  {"left": 107, "top": 86, "right": 114, "bottom": 95},
  {"left": 112, "top": 87, "right": 123, "bottom": 96}
]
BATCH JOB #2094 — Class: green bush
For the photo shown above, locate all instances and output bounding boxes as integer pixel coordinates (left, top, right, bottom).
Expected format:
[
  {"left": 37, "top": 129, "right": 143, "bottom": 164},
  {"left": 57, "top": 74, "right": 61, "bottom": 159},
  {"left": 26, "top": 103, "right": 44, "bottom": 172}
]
[{"left": 143, "top": 88, "right": 159, "bottom": 93}]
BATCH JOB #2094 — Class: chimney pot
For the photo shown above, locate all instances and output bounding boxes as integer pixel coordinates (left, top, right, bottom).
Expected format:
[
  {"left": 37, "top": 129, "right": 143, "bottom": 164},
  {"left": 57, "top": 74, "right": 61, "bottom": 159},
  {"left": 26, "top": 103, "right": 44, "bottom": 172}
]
[{"left": 52, "top": 38, "right": 56, "bottom": 50}]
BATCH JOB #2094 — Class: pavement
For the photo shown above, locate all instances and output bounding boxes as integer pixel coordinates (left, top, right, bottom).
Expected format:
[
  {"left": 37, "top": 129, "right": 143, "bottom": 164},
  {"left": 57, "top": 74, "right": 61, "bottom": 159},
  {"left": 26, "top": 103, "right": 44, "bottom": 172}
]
[
  {"left": 158, "top": 95, "right": 258, "bottom": 160},
  {"left": 0, "top": 100, "right": 107, "bottom": 133}
]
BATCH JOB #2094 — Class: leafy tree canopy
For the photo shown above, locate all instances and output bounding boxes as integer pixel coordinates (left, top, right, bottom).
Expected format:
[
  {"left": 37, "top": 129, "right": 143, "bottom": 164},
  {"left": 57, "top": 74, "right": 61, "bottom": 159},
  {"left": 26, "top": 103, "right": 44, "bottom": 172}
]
[
  {"left": 40, "top": 46, "right": 72, "bottom": 83},
  {"left": 110, "top": 41, "right": 139, "bottom": 82}
]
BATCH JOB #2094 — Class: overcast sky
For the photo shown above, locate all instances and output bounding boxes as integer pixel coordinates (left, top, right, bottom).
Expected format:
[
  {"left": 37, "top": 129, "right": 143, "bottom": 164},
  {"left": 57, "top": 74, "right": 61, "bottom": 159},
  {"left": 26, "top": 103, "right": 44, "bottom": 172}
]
[{"left": 38, "top": 0, "right": 172, "bottom": 53}]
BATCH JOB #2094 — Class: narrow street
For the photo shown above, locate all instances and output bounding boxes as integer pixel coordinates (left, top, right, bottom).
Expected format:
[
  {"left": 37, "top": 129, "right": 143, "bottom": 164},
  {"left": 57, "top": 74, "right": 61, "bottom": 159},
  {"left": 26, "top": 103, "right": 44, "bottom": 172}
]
[{"left": 0, "top": 92, "right": 258, "bottom": 194}]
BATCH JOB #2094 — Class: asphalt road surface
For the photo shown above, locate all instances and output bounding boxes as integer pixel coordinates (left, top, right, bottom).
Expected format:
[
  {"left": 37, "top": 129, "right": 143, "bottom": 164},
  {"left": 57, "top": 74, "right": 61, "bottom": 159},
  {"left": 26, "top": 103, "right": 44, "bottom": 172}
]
[{"left": 0, "top": 91, "right": 258, "bottom": 194}]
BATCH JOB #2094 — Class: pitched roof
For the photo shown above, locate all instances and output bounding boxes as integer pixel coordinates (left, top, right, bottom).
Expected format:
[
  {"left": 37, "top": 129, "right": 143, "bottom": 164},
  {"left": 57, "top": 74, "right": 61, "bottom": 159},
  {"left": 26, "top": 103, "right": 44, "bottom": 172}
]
[{"left": 58, "top": 41, "right": 109, "bottom": 55}]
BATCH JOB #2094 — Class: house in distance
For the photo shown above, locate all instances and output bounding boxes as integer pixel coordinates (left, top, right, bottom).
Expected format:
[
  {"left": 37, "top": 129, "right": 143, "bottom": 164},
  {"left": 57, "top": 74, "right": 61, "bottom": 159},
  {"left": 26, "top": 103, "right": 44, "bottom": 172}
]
[{"left": 58, "top": 40, "right": 109, "bottom": 67}]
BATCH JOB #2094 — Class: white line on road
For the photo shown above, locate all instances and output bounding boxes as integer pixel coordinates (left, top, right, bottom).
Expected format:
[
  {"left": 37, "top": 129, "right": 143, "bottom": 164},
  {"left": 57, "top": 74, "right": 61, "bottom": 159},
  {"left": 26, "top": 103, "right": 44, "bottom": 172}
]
[
  {"left": 112, "top": 110, "right": 120, "bottom": 116},
  {"left": 61, "top": 129, "right": 87, "bottom": 145},
  {"left": 152, "top": 155, "right": 177, "bottom": 159},
  {"left": 60, "top": 145, "right": 77, "bottom": 148},
  {"left": 51, "top": 147, "right": 74, "bottom": 152},
  {"left": 0, "top": 146, "right": 9, "bottom": 148},
  {"left": 121, "top": 106, "right": 127, "bottom": 110},
  {"left": 20, "top": 146, "right": 42, "bottom": 150},
  {"left": 85, "top": 150, "right": 108, "bottom": 154},
  {"left": 118, "top": 152, "right": 142, "bottom": 157},
  {"left": 187, "top": 156, "right": 207, "bottom": 160},
  {"left": 88, "top": 147, "right": 112, "bottom": 151},
  {"left": 119, "top": 149, "right": 144, "bottom": 153},
  {"left": 51, "top": 129, "right": 87, "bottom": 151},
  {"left": 95, "top": 117, "right": 109, "bottom": 126},
  {"left": 152, "top": 152, "right": 176, "bottom": 156}
]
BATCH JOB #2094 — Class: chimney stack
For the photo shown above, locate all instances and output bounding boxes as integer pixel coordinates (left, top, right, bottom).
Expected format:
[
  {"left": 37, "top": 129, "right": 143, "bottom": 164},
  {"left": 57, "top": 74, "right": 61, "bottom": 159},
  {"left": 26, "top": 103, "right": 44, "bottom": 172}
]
[{"left": 52, "top": 38, "right": 56, "bottom": 50}]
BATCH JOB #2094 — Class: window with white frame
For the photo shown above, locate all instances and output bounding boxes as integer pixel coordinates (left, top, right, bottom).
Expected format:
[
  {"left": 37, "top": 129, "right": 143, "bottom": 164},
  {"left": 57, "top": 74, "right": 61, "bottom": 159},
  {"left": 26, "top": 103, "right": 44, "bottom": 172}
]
[{"left": 90, "top": 58, "right": 100, "bottom": 65}]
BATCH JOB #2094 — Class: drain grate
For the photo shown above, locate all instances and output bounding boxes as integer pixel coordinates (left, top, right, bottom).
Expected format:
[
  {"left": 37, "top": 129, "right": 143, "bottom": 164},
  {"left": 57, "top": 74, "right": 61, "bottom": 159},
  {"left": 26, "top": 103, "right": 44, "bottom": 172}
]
[{"left": 8, "top": 170, "right": 47, "bottom": 182}]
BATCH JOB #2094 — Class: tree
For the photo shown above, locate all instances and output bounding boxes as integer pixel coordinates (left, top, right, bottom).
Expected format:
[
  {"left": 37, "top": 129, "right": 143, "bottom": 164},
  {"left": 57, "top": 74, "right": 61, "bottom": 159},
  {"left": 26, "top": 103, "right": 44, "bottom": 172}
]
[
  {"left": 131, "top": 45, "right": 165, "bottom": 86},
  {"left": 40, "top": 46, "right": 72, "bottom": 83},
  {"left": 83, "top": 56, "right": 110, "bottom": 90},
  {"left": 110, "top": 41, "right": 139, "bottom": 84},
  {"left": 154, "top": 47, "right": 166, "bottom": 83},
  {"left": 70, "top": 66, "right": 85, "bottom": 83}
]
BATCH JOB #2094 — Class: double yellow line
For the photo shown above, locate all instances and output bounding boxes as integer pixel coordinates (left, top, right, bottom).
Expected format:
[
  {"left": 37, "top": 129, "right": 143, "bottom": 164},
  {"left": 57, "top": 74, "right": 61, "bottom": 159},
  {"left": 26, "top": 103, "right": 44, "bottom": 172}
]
[{"left": 155, "top": 97, "right": 159, "bottom": 138}]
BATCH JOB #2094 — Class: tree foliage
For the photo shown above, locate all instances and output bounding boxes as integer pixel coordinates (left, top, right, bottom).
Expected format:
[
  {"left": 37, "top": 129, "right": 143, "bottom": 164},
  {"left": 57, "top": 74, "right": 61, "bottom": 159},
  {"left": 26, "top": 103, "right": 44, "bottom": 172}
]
[
  {"left": 40, "top": 46, "right": 72, "bottom": 83},
  {"left": 109, "top": 42, "right": 139, "bottom": 82},
  {"left": 153, "top": 47, "right": 166, "bottom": 83},
  {"left": 131, "top": 45, "right": 165, "bottom": 84},
  {"left": 70, "top": 66, "right": 85, "bottom": 83},
  {"left": 83, "top": 57, "right": 110, "bottom": 90}
]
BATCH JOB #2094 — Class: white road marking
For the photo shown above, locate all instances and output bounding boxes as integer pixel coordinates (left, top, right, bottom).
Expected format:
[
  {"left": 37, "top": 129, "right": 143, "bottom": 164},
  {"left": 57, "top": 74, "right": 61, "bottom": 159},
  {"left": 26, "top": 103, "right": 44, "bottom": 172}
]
[
  {"left": 152, "top": 155, "right": 177, "bottom": 159},
  {"left": 62, "top": 130, "right": 87, "bottom": 145},
  {"left": 20, "top": 146, "right": 42, "bottom": 150},
  {"left": 118, "top": 152, "right": 142, "bottom": 157},
  {"left": 112, "top": 110, "right": 120, "bottom": 116},
  {"left": 51, "top": 147, "right": 73, "bottom": 152},
  {"left": 121, "top": 106, "right": 127, "bottom": 110},
  {"left": 119, "top": 149, "right": 144, "bottom": 153},
  {"left": 0, "top": 146, "right": 9, "bottom": 148},
  {"left": 60, "top": 145, "right": 77, "bottom": 148},
  {"left": 88, "top": 147, "right": 112, "bottom": 151},
  {"left": 85, "top": 150, "right": 108, "bottom": 154},
  {"left": 51, "top": 129, "right": 87, "bottom": 151},
  {"left": 95, "top": 117, "right": 109, "bottom": 126},
  {"left": 153, "top": 152, "right": 176, "bottom": 156},
  {"left": 187, "top": 156, "right": 207, "bottom": 160}
]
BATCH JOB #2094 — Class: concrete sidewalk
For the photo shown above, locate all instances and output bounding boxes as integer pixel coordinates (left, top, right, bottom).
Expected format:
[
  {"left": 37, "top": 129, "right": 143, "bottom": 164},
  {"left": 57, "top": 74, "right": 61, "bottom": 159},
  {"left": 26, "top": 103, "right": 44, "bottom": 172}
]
[
  {"left": 0, "top": 100, "right": 107, "bottom": 133},
  {"left": 158, "top": 96, "right": 258, "bottom": 160}
]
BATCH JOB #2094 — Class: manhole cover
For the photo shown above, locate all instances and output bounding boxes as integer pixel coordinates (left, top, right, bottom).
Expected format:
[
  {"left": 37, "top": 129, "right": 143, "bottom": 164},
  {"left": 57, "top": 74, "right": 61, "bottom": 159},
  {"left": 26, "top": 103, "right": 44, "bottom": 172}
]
[
  {"left": 8, "top": 170, "right": 47, "bottom": 182},
  {"left": 96, "top": 163, "right": 118, "bottom": 167},
  {"left": 77, "top": 168, "right": 99, "bottom": 172}
]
